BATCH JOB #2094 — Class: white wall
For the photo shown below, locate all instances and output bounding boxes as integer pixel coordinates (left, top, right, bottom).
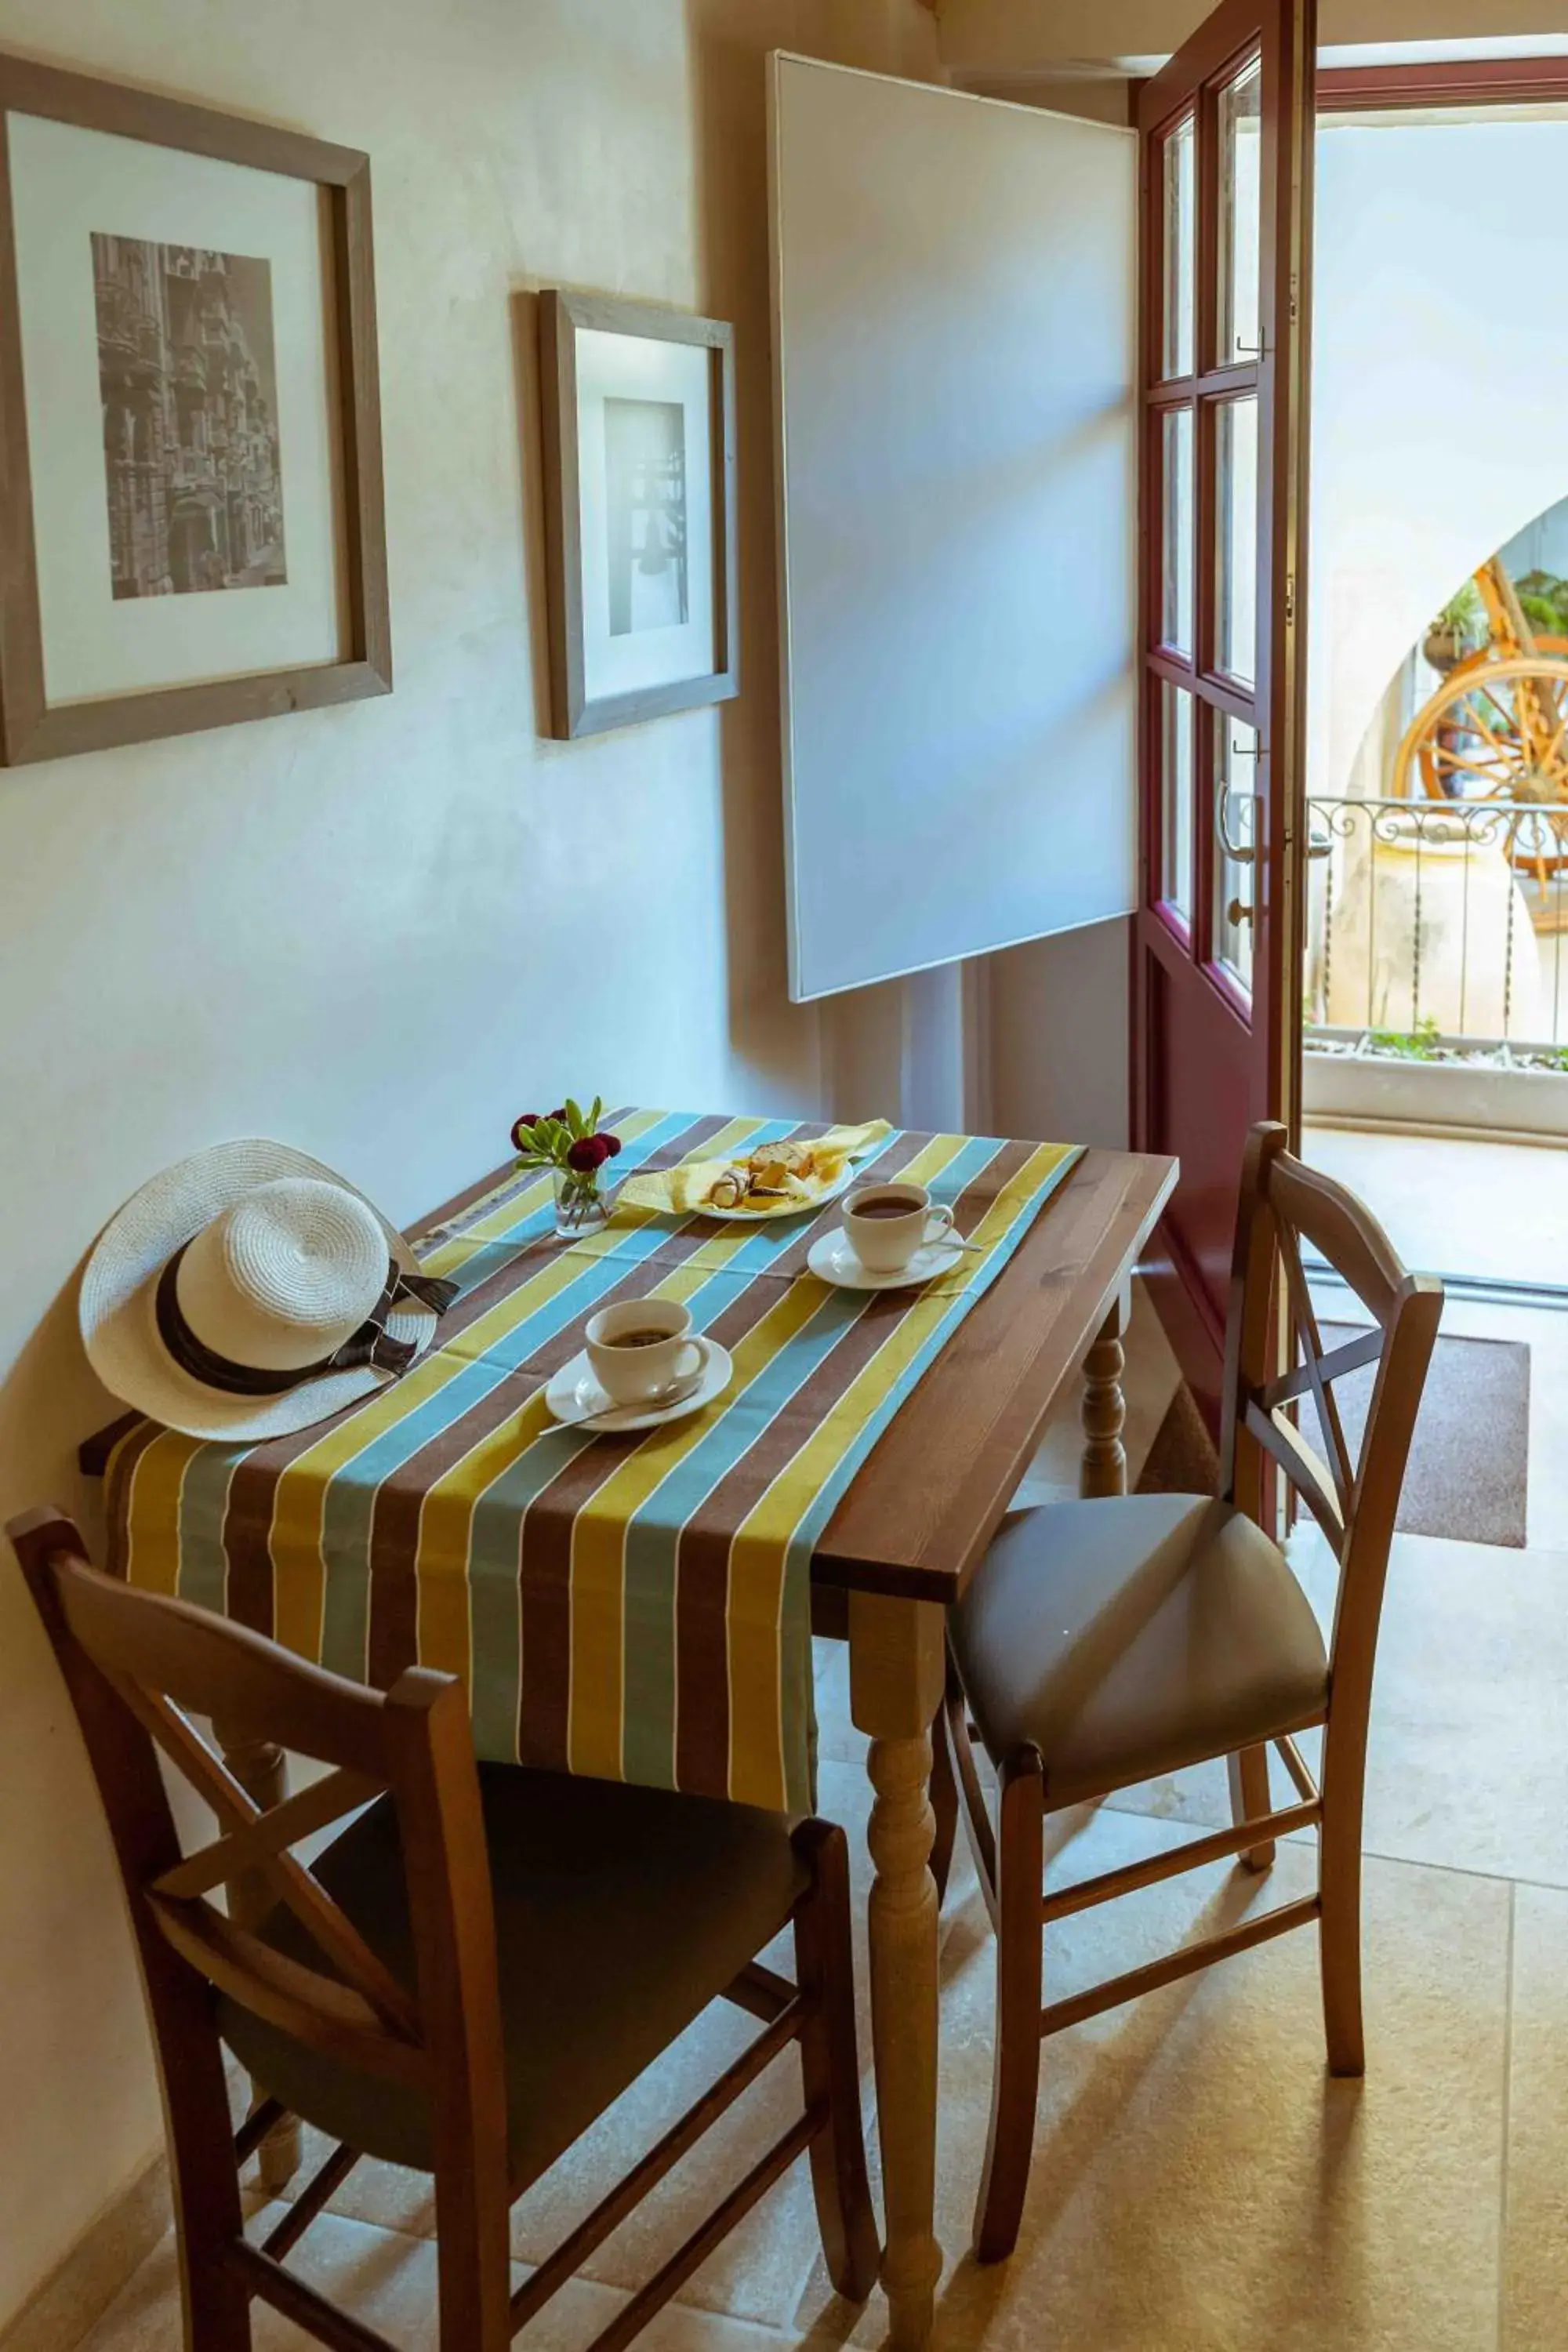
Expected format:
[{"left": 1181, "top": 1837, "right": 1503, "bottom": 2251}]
[
  {"left": 1309, "top": 111, "right": 1568, "bottom": 803},
  {"left": 0, "top": 0, "right": 942, "bottom": 2324}
]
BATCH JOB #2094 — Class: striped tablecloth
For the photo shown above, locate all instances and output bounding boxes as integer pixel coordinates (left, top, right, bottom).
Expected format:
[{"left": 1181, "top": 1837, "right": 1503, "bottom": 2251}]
[{"left": 107, "top": 1112, "right": 1082, "bottom": 1813}]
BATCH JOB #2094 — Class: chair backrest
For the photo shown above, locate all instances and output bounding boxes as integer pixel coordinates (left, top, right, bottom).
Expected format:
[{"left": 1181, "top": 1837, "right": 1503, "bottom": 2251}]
[
  {"left": 8, "top": 1510, "right": 508, "bottom": 2193},
  {"left": 1217, "top": 1124, "right": 1443, "bottom": 1695}
]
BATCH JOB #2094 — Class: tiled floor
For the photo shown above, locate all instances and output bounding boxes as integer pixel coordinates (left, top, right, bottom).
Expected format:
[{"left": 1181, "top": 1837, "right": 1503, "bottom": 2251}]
[{"left": 65, "top": 1277, "right": 1566, "bottom": 2352}]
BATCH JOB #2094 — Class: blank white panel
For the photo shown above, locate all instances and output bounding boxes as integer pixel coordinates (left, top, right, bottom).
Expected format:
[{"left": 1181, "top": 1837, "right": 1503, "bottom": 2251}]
[{"left": 770, "top": 54, "right": 1138, "bottom": 1004}]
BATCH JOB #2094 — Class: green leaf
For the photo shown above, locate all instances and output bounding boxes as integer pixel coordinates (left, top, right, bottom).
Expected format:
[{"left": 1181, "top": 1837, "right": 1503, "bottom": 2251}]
[
  {"left": 564, "top": 1097, "right": 584, "bottom": 1138},
  {"left": 589, "top": 1095, "right": 603, "bottom": 1135}
]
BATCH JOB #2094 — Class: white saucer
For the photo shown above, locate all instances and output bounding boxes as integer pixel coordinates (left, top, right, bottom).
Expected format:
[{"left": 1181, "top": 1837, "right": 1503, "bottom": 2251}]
[
  {"left": 807, "top": 1229, "right": 967, "bottom": 1292},
  {"left": 701, "top": 1160, "right": 856, "bottom": 1223},
  {"left": 544, "top": 1338, "right": 733, "bottom": 1432}
]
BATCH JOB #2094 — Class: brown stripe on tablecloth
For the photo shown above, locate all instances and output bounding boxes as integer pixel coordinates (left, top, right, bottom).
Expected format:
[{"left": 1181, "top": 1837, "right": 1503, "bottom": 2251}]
[
  {"left": 666, "top": 1134, "right": 1029, "bottom": 1791},
  {"left": 362, "top": 1479, "right": 422, "bottom": 1690},
  {"left": 669, "top": 1284, "right": 912, "bottom": 1793},
  {"left": 220, "top": 1414, "right": 348, "bottom": 1635},
  {"left": 512, "top": 1253, "right": 801, "bottom": 1771},
  {"left": 750, "top": 1127, "right": 931, "bottom": 1280},
  {"left": 103, "top": 1418, "right": 166, "bottom": 1577},
  {"left": 354, "top": 1120, "right": 789, "bottom": 1687},
  {"left": 410, "top": 1156, "right": 532, "bottom": 1246},
  {"left": 214, "top": 1210, "right": 579, "bottom": 1636},
  {"left": 219, "top": 1127, "right": 739, "bottom": 1624},
  {"left": 358, "top": 1203, "right": 768, "bottom": 1668},
  {"left": 405, "top": 1108, "right": 640, "bottom": 1246}
]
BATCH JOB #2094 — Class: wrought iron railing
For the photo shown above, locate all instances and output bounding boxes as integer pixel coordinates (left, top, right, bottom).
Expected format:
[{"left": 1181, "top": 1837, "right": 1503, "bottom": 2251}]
[{"left": 1305, "top": 793, "right": 1568, "bottom": 1056}]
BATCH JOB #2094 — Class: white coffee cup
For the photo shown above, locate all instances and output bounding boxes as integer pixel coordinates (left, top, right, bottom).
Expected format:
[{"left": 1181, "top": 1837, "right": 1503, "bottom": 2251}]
[
  {"left": 840, "top": 1181, "right": 956, "bottom": 1275},
  {"left": 585, "top": 1298, "right": 707, "bottom": 1405}
]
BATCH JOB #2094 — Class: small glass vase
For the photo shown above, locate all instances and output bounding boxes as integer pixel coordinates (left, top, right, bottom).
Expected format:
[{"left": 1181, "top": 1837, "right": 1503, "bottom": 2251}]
[{"left": 553, "top": 1165, "right": 608, "bottom": 1240}]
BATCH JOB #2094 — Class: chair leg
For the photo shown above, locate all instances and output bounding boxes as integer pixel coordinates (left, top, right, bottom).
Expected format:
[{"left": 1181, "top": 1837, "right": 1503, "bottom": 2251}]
[
  {"left": 928, "top": 1689, "right": 959, "bottom": 1906},
  {"left": 1318, "top": 1748, "right": 1367, "bottom": 2078},
  {"left": 174, "top": 2209, "right": 253, "bottom": 2350},
  {"left": 973, "top": 1746, "right": 1044, "bottom": 2265},
  {"left": 1227, "top": 1744, "right": 1276, "bottom": 1874},
  {"left": 793, "top": 1822, "right": 881, "bottom": 2303}
]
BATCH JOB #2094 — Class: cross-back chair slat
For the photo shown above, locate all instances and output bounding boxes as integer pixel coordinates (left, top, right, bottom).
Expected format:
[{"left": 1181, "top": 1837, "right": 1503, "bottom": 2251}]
[
  {"left": 9, "top": 1506, "right": 880, "bottom": 2351},
  {"left": 1220, "top": 1123, "right": 1443, "bottom": 1617},
  {"left": 935, "top": 1120, "right": 1446, "bottom": 2267},
  {"left": 63, "top": 1593, "right": 425, "bottom": 2048}
]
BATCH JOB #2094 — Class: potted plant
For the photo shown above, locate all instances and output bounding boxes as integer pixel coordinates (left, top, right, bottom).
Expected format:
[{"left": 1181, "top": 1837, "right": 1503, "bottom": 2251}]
[
  {"left": 510, "top": 1098, "right": 622, "bottom": 1237},
  {"left": 1423, "top": 581, "right": 1487, "bottom": 673}
]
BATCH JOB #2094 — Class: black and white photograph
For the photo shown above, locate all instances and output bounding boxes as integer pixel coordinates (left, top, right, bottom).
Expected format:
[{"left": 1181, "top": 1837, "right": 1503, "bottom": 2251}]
[
  {"left": 0, "top": 74, "right": 383, "bottom": 762},
  {"left": 538, "top": 289, "right": 737, "bottom": 738},
  {"left": 92, "top": 236, "right": 287, "bottom": 599},
  {"left": 604, "top": 395, "right": 687, "bottom": 637}
]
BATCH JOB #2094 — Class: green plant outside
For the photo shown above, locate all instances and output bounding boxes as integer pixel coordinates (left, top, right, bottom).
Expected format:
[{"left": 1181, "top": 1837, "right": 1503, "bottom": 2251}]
[{"left": 1367, "top": 1017, "right": 1444, "bottom": 1062}]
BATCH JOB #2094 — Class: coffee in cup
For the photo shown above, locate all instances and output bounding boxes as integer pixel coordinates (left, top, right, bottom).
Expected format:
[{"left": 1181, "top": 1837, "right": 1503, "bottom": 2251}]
[
  {"left": 585, "top": 1298, "right": 706, "bottom": 1404},
  {"left": 840, "top": 1182, "right": 956, "bottom": 1274}
]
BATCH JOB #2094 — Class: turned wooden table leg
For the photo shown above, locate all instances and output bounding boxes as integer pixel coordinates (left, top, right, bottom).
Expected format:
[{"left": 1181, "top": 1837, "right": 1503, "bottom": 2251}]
[
  {"left": 212, "top": 1719, "right": 302, "bottom": 2195},
  {"left": 849, "top": 1593, "right": 947, "bottom": 2352},
  {"left": 1080, "top": 1286, "right": 1131, "bottom": 1500}
]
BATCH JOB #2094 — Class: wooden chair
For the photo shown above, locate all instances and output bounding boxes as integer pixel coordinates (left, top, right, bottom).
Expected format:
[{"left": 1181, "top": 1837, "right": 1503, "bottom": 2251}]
[
  {"left": 929, "top": 1121, "right": 1443, "bottom": 2262},
  {"left": 9, "top": 1511, "right": 879, "bottom": 2352}
]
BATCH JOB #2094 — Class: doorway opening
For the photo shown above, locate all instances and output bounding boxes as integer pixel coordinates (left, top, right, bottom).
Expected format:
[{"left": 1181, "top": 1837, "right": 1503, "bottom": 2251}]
[{"left": 1301, "top": 82, "right": 1568, "bottom": 1313}]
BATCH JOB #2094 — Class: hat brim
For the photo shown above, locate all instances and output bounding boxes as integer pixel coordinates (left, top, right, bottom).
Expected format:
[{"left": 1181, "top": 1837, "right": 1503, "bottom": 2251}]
[{"left": 81, "top": 1140, "right": 441, "bottom": 1443}]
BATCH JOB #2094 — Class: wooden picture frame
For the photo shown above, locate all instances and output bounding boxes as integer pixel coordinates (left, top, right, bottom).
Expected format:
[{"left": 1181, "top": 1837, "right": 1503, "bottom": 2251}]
[
  {"left": 0, "top": 52, "right": 390, "bottom": 764},
  {"left": 539, "top": 289, "right": 738, "bottom": 739}
]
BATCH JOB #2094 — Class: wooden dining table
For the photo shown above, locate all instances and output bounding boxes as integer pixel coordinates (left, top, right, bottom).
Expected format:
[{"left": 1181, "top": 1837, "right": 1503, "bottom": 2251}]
[
  {"left": 82, "top": 1137, "right": 1175, "bottom": 2352},
  {"left": 800, "top": 1142, "right": 1174, "bottom": 2348}
]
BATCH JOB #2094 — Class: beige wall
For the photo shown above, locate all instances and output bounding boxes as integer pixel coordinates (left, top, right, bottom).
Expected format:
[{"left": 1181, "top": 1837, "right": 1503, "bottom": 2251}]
[{"left": 0, "top": 0, "right": 939, "bottom": 2325}]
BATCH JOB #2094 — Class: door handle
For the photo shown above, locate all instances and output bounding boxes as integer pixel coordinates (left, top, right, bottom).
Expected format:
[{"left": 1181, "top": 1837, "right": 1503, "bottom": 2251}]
[{"left": 1215, "top": 782, "right": 1258, "bottom": 866}]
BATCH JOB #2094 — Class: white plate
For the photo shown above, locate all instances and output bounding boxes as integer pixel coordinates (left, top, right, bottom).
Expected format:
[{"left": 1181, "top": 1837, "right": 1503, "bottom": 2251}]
[
  {"left": 699, "top": 1158, "right": 857, "bottom": 1223},
  {"left": 807, "top": 1229, "right": 967, "bottom": 1292},
  {"left": 544, "top": 1338, "right": 732, "bottom": 1432}
]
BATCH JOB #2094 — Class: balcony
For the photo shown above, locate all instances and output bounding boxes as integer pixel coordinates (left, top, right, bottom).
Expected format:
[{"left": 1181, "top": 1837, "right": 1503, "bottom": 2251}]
[{"left": 1304, "top": 793, "right": 1568, "bottom": 1141}]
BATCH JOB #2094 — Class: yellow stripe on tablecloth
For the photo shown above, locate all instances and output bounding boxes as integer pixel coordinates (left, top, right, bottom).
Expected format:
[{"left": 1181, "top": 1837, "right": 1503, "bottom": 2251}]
[
  {"left": 572, "top": 1133, "right": 964, "bottom": 1794},
  {"left": 712, "top": 1131, "right": 973, "bottom": 1806},
  {"left": 404, "top": 1118, "right": 775, "bottom": 1691},
  {"left": 416, "top": 1106, "right": 670, "bottom": 1279},
  {"left": 565, "top": 1245, "right": 851, "bottom": 1784},
  {"left": 723, "top": 1140, "right": 1070, "bottom": 1809},
  {"left": 122, "top": 1428, "right": 205, "bottom": 1598},
  {"left": 263, "top": 1154, "right": 683, "bottom": 1664}
]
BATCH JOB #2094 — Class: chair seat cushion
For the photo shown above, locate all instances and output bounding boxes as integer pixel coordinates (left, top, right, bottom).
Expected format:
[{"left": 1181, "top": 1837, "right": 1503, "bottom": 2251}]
[
  {"left": 949, "top": 1494, "right": 1329, "bottom": 1806},
  {"left": 218, "top": 1766, "right": 808, "bottom": 2185}
]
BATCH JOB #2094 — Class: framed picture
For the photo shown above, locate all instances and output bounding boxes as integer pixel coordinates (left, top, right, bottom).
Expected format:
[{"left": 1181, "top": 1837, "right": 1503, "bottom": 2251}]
[
  {"left": 0, "top": 52, "right": 390, "bottom": 764},
  {"left": 539, "top": 289, "right": 738, "bottom": 739}
]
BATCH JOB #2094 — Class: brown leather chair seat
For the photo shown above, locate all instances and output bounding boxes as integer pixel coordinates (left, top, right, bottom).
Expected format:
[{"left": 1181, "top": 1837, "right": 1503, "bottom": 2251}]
[
  {"left": 949, "top": 1492, "right": 1329, "bottom": 1806},
  {"left": 219, "top": 1764, "right": 808, "bottom": 2184}
]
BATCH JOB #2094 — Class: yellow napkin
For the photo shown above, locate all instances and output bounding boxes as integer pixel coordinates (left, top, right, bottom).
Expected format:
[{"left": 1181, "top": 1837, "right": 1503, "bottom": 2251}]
[{"left": 617, "top": 1119, "right": 894, "bottom": 1217}]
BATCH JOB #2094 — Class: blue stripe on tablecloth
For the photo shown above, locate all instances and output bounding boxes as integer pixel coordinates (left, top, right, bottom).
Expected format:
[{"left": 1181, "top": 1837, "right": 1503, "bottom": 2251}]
[
  {"left": 314, "top": 1116, "right": 797, "bottom": 1677},
  {"left": 616, "top": 1134, "right": 1008, "bottom": 1788}
]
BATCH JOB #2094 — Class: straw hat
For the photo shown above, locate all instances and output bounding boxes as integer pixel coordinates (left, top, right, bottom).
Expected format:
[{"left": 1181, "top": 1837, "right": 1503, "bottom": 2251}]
[{"left": 80, "top": 1140, "right": 457, "bottom": 1441}]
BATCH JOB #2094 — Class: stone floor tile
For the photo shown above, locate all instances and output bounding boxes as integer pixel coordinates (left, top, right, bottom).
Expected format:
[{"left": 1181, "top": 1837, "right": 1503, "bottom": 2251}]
[
  {"left": 1501, "top": 1881, "right": 1568, "bottom": 2352},
  {"left": 803, "top": 1813, "right": 1509, "bottom": 2352}
]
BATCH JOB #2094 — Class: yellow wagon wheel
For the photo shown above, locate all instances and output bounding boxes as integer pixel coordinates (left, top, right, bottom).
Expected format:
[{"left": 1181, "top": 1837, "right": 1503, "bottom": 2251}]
[{"left": 1393, "top": 646, "right": 1568, "bottom": 794}]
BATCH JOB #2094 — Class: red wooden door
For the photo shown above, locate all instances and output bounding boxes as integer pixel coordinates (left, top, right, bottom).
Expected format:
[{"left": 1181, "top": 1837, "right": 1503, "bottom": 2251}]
[{"left": 1133, "top": 0, "right": 1316, "bottom": 1425}]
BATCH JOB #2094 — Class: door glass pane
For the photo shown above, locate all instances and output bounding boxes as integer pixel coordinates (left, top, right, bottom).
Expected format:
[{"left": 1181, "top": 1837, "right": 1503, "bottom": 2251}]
[
  {"left": 1217, "top": 396, "right": 1259, "bottom": 684},
  {"left": 1161, "top": 681, "right": 1194, "bottom": 923},
  {"left": 1218, "top": 57, "right": 1262, "bottom": 365},
  {"left": 1163, "top": 115, "right": 1195, "bottom": 378},
  {"left": 1162, "top": 407, "right": 1194, "bottom": 656},
  {"left": 1214, "top": 715, "right": 1258, "bottom": 993}
]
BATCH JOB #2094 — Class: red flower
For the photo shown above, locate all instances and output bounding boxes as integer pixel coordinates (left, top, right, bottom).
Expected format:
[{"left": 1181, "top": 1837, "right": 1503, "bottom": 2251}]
[
  {"left": 510, "top": 1113, "right": 541, "bottom": 1150},
  {"left": 567, "top": 1134, "right": 612, "bottom": 1173},
  {"left": 601, "top": 1132, "right": 622, "bottom": 1158},
  {"left": 549, "top": 1108, "right": 568, "bottom": 1123}
]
